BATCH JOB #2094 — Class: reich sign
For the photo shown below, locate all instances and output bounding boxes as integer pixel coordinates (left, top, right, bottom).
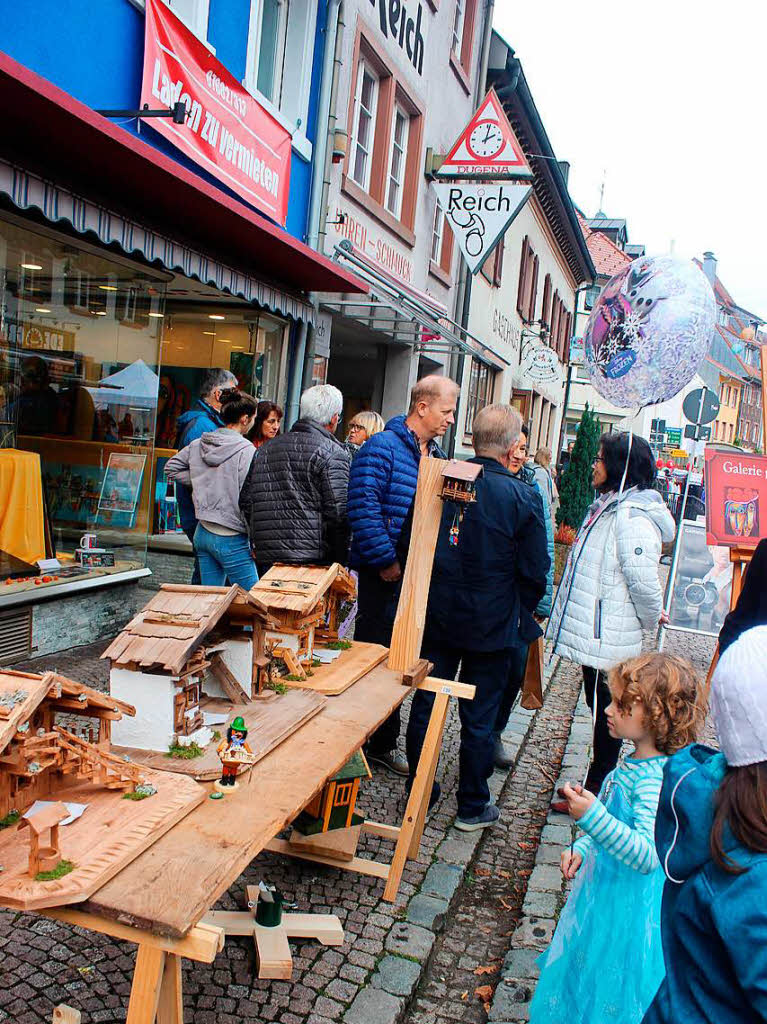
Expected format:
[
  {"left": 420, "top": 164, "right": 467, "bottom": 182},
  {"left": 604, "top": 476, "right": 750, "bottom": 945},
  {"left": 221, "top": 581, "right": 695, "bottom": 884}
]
[
  {"left": 437, "top": 89, "right": 532, "bottom": 180},
  {"left": 432, "top": 181, "right": 532, "bottom": 275},
  {"left": 142, "top": 0, "right": 291, "bottom": 224}
]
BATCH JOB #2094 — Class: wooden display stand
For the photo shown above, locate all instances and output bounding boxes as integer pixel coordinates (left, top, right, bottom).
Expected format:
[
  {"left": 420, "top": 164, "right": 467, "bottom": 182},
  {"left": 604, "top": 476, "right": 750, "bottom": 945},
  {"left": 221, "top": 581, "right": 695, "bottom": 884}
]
[
  {"left": 704, "top": 544, "right": 754, "bottom": 699},
  {"left": 204, "top": 884, "right": 343, "bottom": 980}
]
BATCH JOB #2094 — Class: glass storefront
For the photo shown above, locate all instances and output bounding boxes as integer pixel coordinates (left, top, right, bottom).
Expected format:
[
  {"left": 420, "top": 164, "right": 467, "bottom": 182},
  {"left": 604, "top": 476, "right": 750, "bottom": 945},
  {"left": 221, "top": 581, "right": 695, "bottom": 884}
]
[{"left": 0, "top": 212, "right": 291, "bottom": 596}]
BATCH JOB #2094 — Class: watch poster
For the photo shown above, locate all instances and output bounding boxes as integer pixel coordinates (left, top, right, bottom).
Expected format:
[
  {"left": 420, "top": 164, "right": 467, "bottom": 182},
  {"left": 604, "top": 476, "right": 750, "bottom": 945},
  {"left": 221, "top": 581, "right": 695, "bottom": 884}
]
[
  {"left": 665, "top": 521, "right": 733, "bottom": 638},
  {"left": 97, "top": 452, "right": 147, "bottom": 529}
]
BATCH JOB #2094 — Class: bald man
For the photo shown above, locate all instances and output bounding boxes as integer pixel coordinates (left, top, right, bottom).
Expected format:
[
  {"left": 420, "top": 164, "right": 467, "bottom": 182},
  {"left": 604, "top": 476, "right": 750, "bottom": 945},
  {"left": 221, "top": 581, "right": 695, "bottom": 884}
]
[{"left": 348, "top": 375, "right": 459, "bottom": 775}]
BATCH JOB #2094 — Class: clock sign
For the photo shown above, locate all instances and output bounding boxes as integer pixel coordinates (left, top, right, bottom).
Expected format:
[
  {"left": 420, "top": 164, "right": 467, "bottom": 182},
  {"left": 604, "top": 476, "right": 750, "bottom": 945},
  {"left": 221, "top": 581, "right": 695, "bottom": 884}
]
[{"left": 467, "top": 120, "right": 505, "bottom": 159}]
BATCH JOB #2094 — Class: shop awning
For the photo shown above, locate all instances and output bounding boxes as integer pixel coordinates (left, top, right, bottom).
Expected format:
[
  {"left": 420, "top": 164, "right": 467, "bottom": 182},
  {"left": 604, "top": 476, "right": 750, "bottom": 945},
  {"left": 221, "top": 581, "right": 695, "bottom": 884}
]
[
  {"left": 0, "top": 52, "right": 367, "bottom": 324},
  {"left": 326, "top": 241, "right": 509, "bottom": 370}
]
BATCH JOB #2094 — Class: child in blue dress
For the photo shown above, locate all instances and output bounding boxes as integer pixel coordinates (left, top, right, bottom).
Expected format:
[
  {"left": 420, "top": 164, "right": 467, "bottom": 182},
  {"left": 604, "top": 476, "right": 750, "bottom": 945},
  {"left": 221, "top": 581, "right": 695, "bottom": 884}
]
[{"left": 530, "top": 652, "right": 704, "bottom": 1024}]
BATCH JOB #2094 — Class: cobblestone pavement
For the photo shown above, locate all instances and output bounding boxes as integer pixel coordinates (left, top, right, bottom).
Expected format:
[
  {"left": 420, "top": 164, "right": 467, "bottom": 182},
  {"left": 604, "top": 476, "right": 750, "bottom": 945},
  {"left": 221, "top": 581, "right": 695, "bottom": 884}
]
[{"left": 403, "top": 660, "right": 583, "bottom": 1024}]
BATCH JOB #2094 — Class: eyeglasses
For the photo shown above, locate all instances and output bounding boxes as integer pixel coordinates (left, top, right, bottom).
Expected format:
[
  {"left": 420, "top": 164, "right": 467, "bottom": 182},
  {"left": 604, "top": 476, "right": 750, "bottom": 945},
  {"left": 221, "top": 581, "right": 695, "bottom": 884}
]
[{"left": 348, "top": 423, "right": 364, "bottom": 432}]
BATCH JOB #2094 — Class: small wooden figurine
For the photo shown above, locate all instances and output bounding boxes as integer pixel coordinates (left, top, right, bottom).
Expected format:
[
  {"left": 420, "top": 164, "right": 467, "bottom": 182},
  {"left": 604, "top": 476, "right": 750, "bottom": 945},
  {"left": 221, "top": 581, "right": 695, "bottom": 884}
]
[
  {"left": 18, "top": 801, "right": 69, "bottom": 876},
  {"left": 215, "top": 716, "right": 256, "bottom": 791}
]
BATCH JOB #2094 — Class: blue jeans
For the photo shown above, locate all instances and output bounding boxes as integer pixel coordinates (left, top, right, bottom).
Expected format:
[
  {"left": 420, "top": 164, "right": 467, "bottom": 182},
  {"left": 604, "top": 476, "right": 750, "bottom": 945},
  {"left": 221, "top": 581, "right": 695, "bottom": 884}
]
[
  {"left": 406, "top": 640, "right": 512, "bottom": 818},
  {"left": 193, "top": 525, "right": 258, "bottom": 590}
]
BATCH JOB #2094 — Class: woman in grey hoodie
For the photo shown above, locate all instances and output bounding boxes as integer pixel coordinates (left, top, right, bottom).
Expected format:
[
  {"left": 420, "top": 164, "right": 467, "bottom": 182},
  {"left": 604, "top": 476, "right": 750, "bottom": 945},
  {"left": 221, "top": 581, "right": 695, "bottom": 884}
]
[{"left": 165, "top": 389, "right": 258, "bottom": 589}]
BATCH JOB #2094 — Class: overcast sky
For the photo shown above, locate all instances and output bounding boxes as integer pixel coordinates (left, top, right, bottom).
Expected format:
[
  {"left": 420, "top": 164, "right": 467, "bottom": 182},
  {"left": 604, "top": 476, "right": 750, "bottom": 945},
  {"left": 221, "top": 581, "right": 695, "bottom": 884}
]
[{"left": 493, "top": 1, "right": 766, "bottom": 320}]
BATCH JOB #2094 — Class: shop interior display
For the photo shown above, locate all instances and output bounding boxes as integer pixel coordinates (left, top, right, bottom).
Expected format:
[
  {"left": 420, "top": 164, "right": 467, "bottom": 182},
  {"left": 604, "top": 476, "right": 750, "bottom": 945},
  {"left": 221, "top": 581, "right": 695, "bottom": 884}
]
[{"left": 0, "top": 669, "right": 204, "bottom": 910}]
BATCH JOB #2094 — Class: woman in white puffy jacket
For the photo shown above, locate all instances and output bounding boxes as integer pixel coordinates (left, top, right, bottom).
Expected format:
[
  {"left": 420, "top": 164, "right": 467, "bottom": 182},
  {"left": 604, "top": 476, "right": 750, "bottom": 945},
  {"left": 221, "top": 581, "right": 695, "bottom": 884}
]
[{"left": 548, "top": 432, "right": 675, "bottom": 797}]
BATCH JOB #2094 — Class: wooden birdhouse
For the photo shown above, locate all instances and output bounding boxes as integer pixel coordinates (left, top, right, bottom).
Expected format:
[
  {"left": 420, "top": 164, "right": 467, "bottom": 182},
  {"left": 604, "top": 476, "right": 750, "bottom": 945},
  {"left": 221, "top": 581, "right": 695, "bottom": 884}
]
[
  {"left": 250, "top": 564, "right": 357, "bottom": 680},
  {"left": 291, "top": 750, "right": 371, "bottom": 836},
  {"left": 440, "top": 460, "right": 483, "bottom": 504},
  {"left": 18, "top": 801, "right": 69, "bottom": 877}
]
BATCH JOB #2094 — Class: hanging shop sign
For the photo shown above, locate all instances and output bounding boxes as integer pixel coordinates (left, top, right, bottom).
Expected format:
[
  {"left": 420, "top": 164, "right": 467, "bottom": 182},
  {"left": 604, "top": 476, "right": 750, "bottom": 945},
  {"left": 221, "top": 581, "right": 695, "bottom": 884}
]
[
  {"left": 704, "top": 448, "right": 767, "bottom": 546},
  {"left": 520, "top": 342, "right": 560, "bottom": 384},
  {"left": 436, "top": 90, "right": 533, "bottom": 180},
  {"left": 569, "top": 336, "right": 584, "bottom": 366},
  {"left": 21, "top": 323, "right": 76, "bottom": 353},
  {"left": 432, "top": 182, "right": 531, "bottom": 275},
  {"left": 142, "top": 0, "right": 292, "bottom": 224}
]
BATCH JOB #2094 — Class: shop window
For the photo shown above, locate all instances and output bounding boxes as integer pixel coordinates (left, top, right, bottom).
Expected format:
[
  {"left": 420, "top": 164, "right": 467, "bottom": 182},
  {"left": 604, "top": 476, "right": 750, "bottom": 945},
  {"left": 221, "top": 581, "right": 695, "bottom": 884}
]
[
  {"left": 464, "top": 358, "right": 494, "bottom": 436},
  {"left": 429, "top": 203, "right": 454, "bottom": 280},
  {"left": 350, "top": 60, "right": 379, "bottom": 191},
  {"left": 244, "top": 0, "right": 318, "bottom": 138},
  {"left": 450, "top": 0, "right": 477, "bottom": 81},
  {"left": 431, "top": 204, "right": 445, "bottom": 264},
  {"left": 386, "top": 105, "right": 410, "bottom": 218},
  {"left": 516, "top": 238, "right": 538, "bottom": 323},
  {"left": 451, "top": 0, "right": 466, "bottom": 57}
]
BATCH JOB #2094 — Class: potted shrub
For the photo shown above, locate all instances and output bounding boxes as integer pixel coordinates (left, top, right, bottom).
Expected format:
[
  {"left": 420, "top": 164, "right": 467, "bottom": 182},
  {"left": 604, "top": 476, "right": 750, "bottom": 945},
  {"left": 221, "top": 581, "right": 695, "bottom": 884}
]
[{"left": 553, "top": 523, "right": 576, "bottom": 584}]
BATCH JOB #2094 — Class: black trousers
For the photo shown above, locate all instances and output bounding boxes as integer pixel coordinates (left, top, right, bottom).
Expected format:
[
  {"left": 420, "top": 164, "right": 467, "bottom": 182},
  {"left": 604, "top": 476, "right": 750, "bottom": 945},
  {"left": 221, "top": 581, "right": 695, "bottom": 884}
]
[
  {"left": 183, "top": 526, "right": 201, "bottom": 586},
  {"left": 355, "top": 567, "right": 402, "bottom": 755},
  {"left": 406, "top": 642, "right": 512, "bottom": 818},
  {"left": 582, "top": 665, "right": 622, "bottom": 793},
  {"left": 492, "top": 642, "right": 530, "bottom": 737}
]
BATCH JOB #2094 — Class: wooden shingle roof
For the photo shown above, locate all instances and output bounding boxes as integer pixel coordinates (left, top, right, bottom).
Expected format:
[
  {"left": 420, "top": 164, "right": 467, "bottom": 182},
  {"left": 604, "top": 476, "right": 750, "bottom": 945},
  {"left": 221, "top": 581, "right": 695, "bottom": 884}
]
[
  {"left": 101, "top": 584, "right": 268, "bottom": 674},
  {"left": 250, "top": 564, "right": 355, "bottom": 615}
]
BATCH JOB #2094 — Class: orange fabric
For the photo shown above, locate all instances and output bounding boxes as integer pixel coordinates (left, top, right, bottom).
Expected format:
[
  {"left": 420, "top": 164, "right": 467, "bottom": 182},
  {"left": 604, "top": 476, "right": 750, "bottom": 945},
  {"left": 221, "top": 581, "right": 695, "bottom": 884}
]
[{"left": 0, "top": 449, "right": 45, "bottom": 564}]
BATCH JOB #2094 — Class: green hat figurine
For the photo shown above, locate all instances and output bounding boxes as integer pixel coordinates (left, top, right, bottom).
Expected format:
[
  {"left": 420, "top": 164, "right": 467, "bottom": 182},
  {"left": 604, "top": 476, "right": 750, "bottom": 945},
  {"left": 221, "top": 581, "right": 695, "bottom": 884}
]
[{"left": 231, "top": 717, "right": 247, "bottom": 733}]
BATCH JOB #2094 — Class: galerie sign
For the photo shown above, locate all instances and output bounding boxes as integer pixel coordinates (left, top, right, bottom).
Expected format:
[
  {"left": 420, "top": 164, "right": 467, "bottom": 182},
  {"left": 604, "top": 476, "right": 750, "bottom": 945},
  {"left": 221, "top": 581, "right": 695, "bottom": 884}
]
[
  {"left": 432, "top": 182, "right": 531, "bottom": 275},
  {"left": 142, "top": 0, "right": 291, "bottom": 224},
  {"left": 704, "top": 449, "right": 767, "bottom": 547}
]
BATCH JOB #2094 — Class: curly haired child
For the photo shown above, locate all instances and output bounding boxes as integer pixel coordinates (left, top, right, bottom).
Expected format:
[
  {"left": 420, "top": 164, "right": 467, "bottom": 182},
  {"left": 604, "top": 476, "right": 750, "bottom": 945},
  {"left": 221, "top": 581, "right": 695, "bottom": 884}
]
[
  {"left": 530, "top": 652, "right": 705, "bottom": 1024},
  {"left": 643, "top": 625, "right": 767, "bottom": 1023}
]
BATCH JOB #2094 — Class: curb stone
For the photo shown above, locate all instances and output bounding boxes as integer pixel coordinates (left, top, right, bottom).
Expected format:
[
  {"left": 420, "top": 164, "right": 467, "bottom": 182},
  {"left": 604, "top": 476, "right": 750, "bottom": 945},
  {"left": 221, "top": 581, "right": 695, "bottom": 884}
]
[
  {"left": 486, "top": 692, "right": 591, "bottom": 1024},
  {"left": 347, "top": 649, "right": 562, "bottom": 1024}
]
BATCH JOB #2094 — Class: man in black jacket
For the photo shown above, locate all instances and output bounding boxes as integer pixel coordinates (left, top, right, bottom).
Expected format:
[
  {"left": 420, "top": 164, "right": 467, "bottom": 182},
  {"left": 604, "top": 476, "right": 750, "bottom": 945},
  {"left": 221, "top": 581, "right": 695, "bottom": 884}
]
[
  {"left": 239, "top": 385, "right": 351, "bottom": 574},
  {"left": 405, "top": 404, "right": 549, "bottom": 831}
]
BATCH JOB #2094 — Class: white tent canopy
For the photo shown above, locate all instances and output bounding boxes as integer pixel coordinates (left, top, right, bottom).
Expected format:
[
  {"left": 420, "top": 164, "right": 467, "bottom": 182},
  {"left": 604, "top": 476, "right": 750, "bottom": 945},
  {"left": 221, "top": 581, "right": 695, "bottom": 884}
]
[{"left": 85, "top": 359, "right": 160, "bottom": 408}]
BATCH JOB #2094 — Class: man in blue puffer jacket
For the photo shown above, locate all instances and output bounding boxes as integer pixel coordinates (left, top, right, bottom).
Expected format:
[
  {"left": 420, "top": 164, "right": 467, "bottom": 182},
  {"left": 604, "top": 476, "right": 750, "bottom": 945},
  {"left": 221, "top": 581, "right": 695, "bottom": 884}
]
[{"left": 348, "top": 375, "right": 459, "bottom": 774}]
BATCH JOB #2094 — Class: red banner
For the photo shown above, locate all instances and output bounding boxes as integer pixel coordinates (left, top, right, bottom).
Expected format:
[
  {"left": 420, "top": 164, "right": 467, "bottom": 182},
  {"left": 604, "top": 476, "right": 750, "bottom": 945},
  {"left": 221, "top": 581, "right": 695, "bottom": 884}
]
[
  {"left": 141, "top": 0, "right": 291, "bottom": 224},
  {"left": 704, "top": 448, "right": 767, "bottom": 546}
]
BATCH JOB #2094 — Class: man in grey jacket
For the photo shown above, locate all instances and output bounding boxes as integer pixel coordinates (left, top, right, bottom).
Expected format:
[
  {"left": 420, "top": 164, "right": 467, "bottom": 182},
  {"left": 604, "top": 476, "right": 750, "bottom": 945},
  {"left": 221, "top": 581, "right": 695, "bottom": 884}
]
[{"left": 239, "top": 385, "right": 351, "bottom": 575}]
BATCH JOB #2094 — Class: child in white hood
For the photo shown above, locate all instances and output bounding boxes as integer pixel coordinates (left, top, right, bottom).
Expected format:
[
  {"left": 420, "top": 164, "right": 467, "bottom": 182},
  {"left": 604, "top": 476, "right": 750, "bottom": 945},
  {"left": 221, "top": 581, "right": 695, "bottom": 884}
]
[{"left": 166, "top": 388, "right": 258, "bottom": 588}]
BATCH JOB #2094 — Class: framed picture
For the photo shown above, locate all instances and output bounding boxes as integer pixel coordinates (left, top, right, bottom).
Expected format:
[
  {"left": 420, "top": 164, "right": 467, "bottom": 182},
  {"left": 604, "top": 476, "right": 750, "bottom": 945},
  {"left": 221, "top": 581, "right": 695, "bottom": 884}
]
[
  {"left": 704, "top": 448, "right": 767, "bottom": 547},
  {"left": 666, "top": 520, "right": 733, "bottom": 638},
  {"left": 97, "top": 452, "right": 146, "bottom": 528}
]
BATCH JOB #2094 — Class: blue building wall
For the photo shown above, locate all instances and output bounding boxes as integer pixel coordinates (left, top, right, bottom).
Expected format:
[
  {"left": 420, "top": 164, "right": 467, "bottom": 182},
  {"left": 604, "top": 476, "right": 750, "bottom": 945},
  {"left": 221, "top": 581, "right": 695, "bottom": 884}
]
[{"left": 1, "top": 0, "right": 320, "bottom": 244}]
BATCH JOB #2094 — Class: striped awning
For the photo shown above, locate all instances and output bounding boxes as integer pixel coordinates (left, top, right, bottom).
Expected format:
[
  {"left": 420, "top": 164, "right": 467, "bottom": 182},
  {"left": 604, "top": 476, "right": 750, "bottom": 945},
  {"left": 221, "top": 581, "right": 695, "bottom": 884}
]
[{"left": 0, "top": 157, "right": 316, "bottom": 324}]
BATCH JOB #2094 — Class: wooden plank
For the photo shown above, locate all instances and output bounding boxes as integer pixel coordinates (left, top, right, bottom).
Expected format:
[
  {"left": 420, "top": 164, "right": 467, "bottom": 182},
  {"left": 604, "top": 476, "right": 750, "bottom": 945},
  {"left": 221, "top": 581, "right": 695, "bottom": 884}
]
[
  {"left": 286, "top": 823, "right": 362, "bottom": 862},
  {"left": 419, "top": 677, "right": 476, "bottom": 700},
  {"left": 42, "top": 910, "right": 225, "bottom": 961},
  {"left": 85, "top": 663, "right": 411, "bottom": 935},
  {"left": 254, "top": 923, "right": 292, "bottom": 980},
  {"left": 156, "top": 954, "right": 183, "bottom": 1024},
  {"left": 52, "top": 1007, "right": 82, "bottom": 1024},
  {"left": 112, "top": 689, "right": 326, "bottom": 781},
  {"left": 280, "top": 642, "right": 388, "bottom": 696},
  {"left": 362, "top": 821, "right": 400, "bottom": 841},
  {"left": 126, "top": 945, "right": 165, "bottom": 1024},
  {"left": 388, "top": 458, "right": 446, "bottom": 672},
  {"left": 265, "top": 838, "right": 390, "bottom": 880},
  {"left": 208, "top": 653, "right": 251, "bottom": 704}
]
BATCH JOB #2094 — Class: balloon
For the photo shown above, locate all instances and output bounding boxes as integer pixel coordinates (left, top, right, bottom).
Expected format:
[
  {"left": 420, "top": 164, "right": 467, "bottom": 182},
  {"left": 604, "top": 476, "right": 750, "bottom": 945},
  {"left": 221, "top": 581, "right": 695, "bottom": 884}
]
[{"left": 583, "top": 255, "right": 715, "bottom": 409}]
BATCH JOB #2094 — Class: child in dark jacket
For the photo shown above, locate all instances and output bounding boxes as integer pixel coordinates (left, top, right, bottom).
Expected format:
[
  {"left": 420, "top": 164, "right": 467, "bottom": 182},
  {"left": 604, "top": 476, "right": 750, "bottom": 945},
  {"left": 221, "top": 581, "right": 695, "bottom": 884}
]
[{"left": 642, "top": 624, "right": 767, "bottom": 1024}]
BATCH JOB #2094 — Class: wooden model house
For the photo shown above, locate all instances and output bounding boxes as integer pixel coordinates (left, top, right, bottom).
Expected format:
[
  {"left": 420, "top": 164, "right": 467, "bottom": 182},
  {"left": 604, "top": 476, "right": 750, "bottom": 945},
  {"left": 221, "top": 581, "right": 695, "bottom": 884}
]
[
  {"left": 102, "top": 584, "right": 271, "bottom": 753},
  {"left": 440, "top": 460, "right": 483, "bottom": 503},
  {"left": 18, "top": 801, "right": 69, "bottom": 877},
  {"left": 292, "top": 750, "right": 371, "bottom": 836},
  {"left": 250, "top": 564, "right": 357, "bottom": 680}
]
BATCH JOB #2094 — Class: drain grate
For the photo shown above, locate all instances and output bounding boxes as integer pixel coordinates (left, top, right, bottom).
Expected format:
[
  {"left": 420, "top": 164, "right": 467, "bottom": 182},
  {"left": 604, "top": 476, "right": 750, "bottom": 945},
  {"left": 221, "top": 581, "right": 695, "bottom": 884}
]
[{"left": 0, "top": 606, "right": 33, "bottom": 664}]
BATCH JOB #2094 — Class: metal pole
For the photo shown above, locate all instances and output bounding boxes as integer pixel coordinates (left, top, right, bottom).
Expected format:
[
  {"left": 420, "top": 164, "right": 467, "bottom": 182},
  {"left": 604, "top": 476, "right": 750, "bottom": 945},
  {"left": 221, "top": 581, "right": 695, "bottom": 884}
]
[{"left": 556, "top": 361, "right": 574, "bottom": 472}]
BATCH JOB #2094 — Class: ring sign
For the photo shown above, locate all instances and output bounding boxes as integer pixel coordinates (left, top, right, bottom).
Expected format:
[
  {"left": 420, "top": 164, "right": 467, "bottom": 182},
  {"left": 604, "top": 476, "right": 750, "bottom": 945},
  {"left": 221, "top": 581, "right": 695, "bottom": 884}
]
[{"left": 432, "top": 181, "right": 532, "bottom": 275}]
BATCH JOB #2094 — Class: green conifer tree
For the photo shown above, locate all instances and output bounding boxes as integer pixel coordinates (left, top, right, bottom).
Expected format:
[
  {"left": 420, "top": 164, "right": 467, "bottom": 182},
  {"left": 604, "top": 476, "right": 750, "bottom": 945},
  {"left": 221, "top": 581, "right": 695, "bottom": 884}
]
[{"left": 556, "top": 404, "right": 602, "bottom": 530}]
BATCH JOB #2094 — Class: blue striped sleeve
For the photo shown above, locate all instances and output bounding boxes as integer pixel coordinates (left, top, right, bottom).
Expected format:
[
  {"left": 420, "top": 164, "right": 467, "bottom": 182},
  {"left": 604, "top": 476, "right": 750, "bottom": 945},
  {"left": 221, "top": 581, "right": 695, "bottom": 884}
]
[{"left": 576, "top": 765, "right": 663, "bottom": 874}]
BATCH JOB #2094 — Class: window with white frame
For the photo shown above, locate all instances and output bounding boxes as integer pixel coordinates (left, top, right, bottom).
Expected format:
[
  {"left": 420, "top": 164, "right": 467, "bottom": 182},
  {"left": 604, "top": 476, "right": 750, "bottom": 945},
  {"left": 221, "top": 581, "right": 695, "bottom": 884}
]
[
  {"left": 244, "top": 0, "right": 318, "bottom": 139},
  {"left": 431, "top": 204, "right": 445, "bottom": 264},
  {"left": 465, "top": 358, "right": 494, "bottom": 435},
  {"left": 451, "top": 0, "right": 465, "bottom": 57},
  {"left": 386, "top": 105, "right": 409, "bottom": 217},
  {"left": 140, "top": 0, "right": 210, "bottom": 41},
  {"left": 350, "top": 61, "right": 379, "bottom": 190}
]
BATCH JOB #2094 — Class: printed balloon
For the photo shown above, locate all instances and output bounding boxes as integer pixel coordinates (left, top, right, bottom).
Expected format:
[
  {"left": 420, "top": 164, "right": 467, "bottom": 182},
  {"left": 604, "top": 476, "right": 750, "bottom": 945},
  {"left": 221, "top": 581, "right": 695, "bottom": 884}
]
[{"left": 583, "top": 256, "right": 715, "bottom": 409}]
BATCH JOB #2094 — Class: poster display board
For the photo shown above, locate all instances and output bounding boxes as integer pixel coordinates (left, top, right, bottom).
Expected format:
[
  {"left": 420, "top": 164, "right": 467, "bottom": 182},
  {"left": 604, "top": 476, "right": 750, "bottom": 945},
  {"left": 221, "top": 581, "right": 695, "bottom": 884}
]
[
  {"left": 97, "top": 453, "right": 147, "bottom": 528},
  {"left": 704, "top": 449, "right": 767, "bottom": 546},
  {"left": 666, "top": 521, "right": 733, "bottom": 638}
]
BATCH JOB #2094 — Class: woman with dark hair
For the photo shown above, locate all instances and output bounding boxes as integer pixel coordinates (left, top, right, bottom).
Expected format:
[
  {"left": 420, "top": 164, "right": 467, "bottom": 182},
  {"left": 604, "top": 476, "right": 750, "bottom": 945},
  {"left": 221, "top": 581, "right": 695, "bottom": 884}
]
[
  {"left": 165, "top": 388, "right": 259, "bottom": 588},
  {"left": 548, "top": 432, "right": 675, "bottom": 798},
  {"left": 642, "top": 625, "right": 767, "bottom": 1024},
  {"left": 250, "top": 401, "right": 283, "bottom": 449}
]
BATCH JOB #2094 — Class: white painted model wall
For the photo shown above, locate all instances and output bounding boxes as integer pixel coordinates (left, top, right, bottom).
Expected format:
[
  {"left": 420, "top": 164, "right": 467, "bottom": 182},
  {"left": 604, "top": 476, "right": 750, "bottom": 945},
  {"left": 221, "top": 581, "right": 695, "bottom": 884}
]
[
  {"left": 110, "top": 668, "right": 176, "bottom": 751},
  {"left": 203, "top": 637, "right": 252, "bottom": 698}
]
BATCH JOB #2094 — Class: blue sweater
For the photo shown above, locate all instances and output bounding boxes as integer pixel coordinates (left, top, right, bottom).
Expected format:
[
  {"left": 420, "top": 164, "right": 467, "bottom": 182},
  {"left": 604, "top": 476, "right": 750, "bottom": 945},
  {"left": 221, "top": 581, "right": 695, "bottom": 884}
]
[
  {"left": 348, "top": 415, "right": 444, "bottom": 569},
  {"left": 642, "top": 745, "right": 767, "bottom": 1024}
]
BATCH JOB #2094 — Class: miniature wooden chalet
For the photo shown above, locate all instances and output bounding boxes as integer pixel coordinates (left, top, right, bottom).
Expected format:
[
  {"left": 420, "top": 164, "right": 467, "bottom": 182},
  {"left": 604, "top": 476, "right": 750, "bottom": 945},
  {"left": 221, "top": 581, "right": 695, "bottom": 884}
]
[
  {"left": 292, "top": 750, "right": 370, "bottom": 836},
  {"left": 440, "top": 460, "right": 483, "bottom": 503},
  {"left": 0, "top": 669, "right": 140, "bottom": 822},
  {"left": 250, "top": 564, "right": 357, "bottom": 680},
  {"left": 102, "top": 584, "right": 272, "bottom": 753}
]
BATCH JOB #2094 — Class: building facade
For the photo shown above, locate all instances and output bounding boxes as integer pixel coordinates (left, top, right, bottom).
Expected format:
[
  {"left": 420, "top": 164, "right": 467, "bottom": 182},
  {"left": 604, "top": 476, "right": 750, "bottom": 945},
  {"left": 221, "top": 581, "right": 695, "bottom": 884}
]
[{"left": 0, "top": 0, "right": 364, "bottom": 658}]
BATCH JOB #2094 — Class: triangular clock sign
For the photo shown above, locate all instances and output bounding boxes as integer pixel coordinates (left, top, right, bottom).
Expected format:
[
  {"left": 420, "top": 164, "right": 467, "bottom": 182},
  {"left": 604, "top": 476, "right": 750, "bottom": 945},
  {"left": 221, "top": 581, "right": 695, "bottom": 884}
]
[
  {"left": 432, "top": 181, "right": 532, "bottom": 275},
  {"left": 437, "top": 88, "right": 532, "bottom": 179}
]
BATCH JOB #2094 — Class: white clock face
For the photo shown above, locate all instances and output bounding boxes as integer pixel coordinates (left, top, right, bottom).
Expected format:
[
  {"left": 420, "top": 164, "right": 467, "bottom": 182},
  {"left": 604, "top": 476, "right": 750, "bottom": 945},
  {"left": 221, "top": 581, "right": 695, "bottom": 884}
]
[{"left": 468, "top": 122, "right": 504, "bottom": 159}]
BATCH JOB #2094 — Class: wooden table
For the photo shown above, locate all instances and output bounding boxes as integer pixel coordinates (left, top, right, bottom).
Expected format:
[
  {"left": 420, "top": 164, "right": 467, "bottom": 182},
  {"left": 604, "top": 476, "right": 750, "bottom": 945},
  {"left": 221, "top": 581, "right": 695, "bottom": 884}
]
[{"left": 40, "top": 661, "right": 469, "bottom": 1022}]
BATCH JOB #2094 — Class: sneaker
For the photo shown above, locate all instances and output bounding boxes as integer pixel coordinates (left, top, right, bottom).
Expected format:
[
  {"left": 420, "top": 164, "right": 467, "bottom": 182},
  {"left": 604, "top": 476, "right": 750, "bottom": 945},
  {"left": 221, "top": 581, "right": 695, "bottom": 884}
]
[
  {"left": 454, "top": 803, "right": 500, "bottom": 832},
  {"left": 405, "top": 777, "right": 442, "bottom": 812},
  {"left": 493, "top": 736, "right": 514, "bottom": 770},
  {"left": 368, "top": 749, "right": 409, "bottom": 776}
]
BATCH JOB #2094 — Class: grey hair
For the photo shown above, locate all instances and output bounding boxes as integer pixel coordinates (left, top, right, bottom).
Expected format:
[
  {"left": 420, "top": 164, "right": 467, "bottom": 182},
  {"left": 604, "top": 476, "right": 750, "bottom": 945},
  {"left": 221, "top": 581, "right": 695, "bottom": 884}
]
[
  {"left": 472, "top": 404, "right": 523, "bottom": 457},
  {"left": 300, "top": 384, "right": 343, "bottom": 425},
  {"left": 200, "top": 367, "right": 238, "bottom": 398}
]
